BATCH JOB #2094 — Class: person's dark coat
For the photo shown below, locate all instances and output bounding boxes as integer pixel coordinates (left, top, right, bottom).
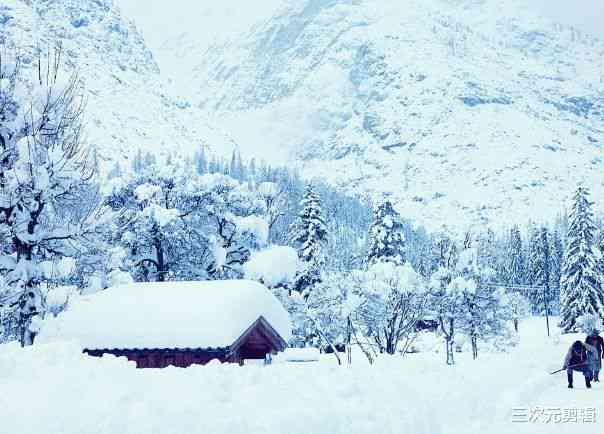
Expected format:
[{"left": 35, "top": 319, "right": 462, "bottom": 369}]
[
  {"left": 564, "top": 341, "right": 597, "bottom": 372},
  {"left": 586, "top": 332, "right": 604, "bottom": 370}
]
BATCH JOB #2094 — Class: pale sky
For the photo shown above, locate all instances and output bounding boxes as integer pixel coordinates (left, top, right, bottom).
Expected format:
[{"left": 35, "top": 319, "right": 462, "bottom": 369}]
[{"left": 533, "top": 0, "right": 604, "bottom": 37}]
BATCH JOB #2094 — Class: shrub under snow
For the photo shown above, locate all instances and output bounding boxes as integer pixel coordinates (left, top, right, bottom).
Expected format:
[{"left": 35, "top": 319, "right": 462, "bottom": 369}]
[{"left": 244, "top": 246, "right": 299, "bottom": 288}]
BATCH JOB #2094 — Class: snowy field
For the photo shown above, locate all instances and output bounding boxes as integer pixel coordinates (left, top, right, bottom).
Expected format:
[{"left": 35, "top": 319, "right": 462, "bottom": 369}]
[{"left": 1, "top": 317, "right": 601, "bottom": 434}]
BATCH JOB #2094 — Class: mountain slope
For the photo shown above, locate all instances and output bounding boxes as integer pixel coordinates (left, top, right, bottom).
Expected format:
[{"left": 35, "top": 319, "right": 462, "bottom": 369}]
[
  {"left": 0, "top": 0, "right": 237, "bottom": 169},
  {"left": 185, "top": 0, "right": 604, "bottom": 228}
]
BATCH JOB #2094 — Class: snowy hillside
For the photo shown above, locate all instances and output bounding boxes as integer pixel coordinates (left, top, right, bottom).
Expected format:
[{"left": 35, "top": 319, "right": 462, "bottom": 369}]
[
  {"left": 181, "top": 0, "right": 604, "bottom": 228},
  {"left": 0, "top": 0, "right": 238, "bottom": 168}
]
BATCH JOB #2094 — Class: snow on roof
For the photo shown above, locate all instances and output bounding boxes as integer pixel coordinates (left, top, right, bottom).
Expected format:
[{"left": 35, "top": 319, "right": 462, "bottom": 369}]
[{"left": 38, "top": 280, "right": 292, "bottom": 350}]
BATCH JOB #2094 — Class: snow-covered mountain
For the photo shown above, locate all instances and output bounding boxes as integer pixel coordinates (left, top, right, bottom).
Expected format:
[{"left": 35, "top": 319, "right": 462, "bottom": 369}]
[
  {"left": 0, "top": 0, "right": 238, "bottom": 169},
  {"left": 4, "top": 0, "right": 603, "bottom": 228},
  {"left": 178, "top": 0, "right": 604, "bottom": 228}
]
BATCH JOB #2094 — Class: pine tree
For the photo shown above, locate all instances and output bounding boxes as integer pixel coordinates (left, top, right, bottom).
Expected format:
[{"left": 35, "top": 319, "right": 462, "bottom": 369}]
[
  {"left": 560, "top": 186, "right": 604, "bottom": 332},
  {"left": 527, "top": 224, "right": 540, "bottom": 285},
  {"left": 229, "top": 150, "right": 237, "bottom": 179},
  {"left": 526, "top": 224, "right": 542, "bottom": 312},
  {"left": 477, "top": 228, "right": 498, "bottom": 280},
  {"left": 195, "top": 147, "right": 207, "bottom": 175},
  {"left": 505, "top": 225, "right": 525, "bottom": 285},
  {"left": 540, "top": 227, "right": 553, "bottom": 333},
  {"left": 236, "top": 152, "right": 246, "bottom": 181},
  {"left": 291, "top": 185, "right": 328, "bottom": 297},
  {"left": 550, "top": 229, "right": 564, "bottom": 295},
  {"left": 367, "top": 200, "right": 406, "bottom": 266},
  {"left": 132, "top": 149, "right": 144, "bottom": 173}
]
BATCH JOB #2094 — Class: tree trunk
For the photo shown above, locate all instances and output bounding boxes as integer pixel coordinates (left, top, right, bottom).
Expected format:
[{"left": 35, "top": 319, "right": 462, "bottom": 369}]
[
  {"left": 154, "top": 236, "right": 166, "bottom": 282},
  {"left": 514, "top": 318, "right": 519, "bottom": 333},
  {"left": 445, "top": 318, "right": 455, "bottom": 365},
  {"left": 471, "top": 335, "right": 478, "bottom": 360},
  {"left": 446, "top": 337, "right": 455, "bottom": 365},
  {"left": 544, "top": 286, "right": 551, "bottom": 337},
  {"left": 346, "top": 317, "right": 352, "bottom": 365}
]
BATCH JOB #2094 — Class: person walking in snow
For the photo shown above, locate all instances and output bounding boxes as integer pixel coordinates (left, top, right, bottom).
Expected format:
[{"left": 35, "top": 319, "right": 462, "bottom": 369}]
[
  {"left": 563, "top": 340, "right": 598, "bottom": 389},
  {"left": 585, "top": 330, "right": 604, "bottom": 382}
]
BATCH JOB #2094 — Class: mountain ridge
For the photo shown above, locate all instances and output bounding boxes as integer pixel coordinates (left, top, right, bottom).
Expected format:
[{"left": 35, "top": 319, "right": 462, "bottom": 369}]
[{"left": 173, "top": 0, "right": 604, "bottom": 228}]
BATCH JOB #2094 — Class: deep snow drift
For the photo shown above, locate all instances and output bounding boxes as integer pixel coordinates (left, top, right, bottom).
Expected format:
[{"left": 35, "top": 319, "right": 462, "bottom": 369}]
[{"left": 1, "top": 317, "right": 602, "bottom": 434}]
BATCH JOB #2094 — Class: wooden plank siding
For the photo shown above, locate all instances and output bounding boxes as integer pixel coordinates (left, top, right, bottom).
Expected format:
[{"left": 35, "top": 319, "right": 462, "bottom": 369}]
[{"left": 83, "top": 315, "right": 288, "bottom": 369}]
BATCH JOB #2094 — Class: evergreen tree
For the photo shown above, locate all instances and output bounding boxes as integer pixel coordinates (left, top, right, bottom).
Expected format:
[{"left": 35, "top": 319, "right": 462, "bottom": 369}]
[
  {"left": 476, "top": 228, "right": 498, "bottom": 281},
  {"left": 291, "top": 185, "right": 328, "bottom": 297},
  {"left": 560, "top": 186, "right": 604, "bottom": 332},
  {"left": 550, "top": 229, "right": 564, "bottom": 296},
  {"left": 248, "top": 158, "right": 257, "bottom": 183},
  {"left": 143, "top": 152, "right": 156, "bottom": 168},
  {"left": 366, "top": 200, "right": 406, "bottom": 266},
  {"left": 107, "top": 161, "right": 122, "bottom": 180},
  {"left": 527, "top": 224, "right": 540, "bottom": 285},
  {"left": 526, "top": 224, "right": 542, "bottom": 312},
  {"left": 236, "top": 151, "right": 246, "bottom": 181},
  {"left": 505, "top": 225, "right": 525, "bottom": 285},
  {"left": 132, "top": 148, "right": 144, "bottom": 173},
  {"left": 229, "top": 150, "right": 237, "bottom": 178},
  {"left": 538, "top": 227, "right": 553, "bottom": 333}
]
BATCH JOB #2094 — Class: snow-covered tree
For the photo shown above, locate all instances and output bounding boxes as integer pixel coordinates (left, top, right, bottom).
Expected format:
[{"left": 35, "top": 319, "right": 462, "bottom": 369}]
[
  {"left": 430, "top": 245, "right": 513, "bottom": 363},
  {"left": 367, "top": 200, "right": 405, "bottom": 266},
  {"left": 0, "top": 50, "right": 98, "bottom": 345},
  {"left": 353, "top": 262, "right": 427, "bottom": 355},
  {"left": 194, "top": 146, "right": 208, "bottom": 175},
  {"left": 429, "top": 231, "right": 459, "bottom": 274},
  {"left": 430, "top": 266, "right": 466, "bottom": 365},
  {"left": 291, "top": 185, "right": 327, "bottom": 297},
  {"left": 526, "top": 224, "right": 540, "bottom": 285},
  {"left": 550, "top": 229, "right": 564, "bottom": 299},
  {"left": 504, "top": 225, "right": 525, "bottom": 285},
  {"left": 503, "top": 293, "right": 531, "bottom": 332},
  {"left": 560, "top": 186, "right": 604, "bottom": 332},
  {"left": 106, "top": 157, "right": 265, "bottom": 282},
  {"left": 257, "top": 181, "right": 286, "bottom": 241},
  {"left": 476, "top": 228, "right": 498, "bottom": 279}
]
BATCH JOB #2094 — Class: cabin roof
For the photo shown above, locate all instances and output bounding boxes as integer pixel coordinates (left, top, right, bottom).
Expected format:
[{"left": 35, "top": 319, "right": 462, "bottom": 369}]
[{"left": 38, "top": 280, "right": 291, "bottom": 350}]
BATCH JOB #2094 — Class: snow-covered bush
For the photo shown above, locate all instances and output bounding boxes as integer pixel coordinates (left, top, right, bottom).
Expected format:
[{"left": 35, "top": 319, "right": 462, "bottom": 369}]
[
  {"left": 502, "top": 292, "right": 531, "bottom": 332},
  {"left": 576, "top": 313, "right": 604, "bottom": 334},
  {"left": 352, "top": 262, "right": 427, "bottom": 355},
  {"left": 244, "top": 246, "right": 299, "bottom": 288}
]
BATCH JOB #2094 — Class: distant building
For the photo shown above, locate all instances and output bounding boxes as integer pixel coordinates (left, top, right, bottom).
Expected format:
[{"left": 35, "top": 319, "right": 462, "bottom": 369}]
[{"left": 39, "top": 280, "right": 291, "bottom": 368}]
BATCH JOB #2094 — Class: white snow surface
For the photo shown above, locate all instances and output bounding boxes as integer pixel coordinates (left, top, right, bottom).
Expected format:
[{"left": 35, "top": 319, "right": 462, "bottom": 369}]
[
  {"left": 2, "top": 317, "right": 603, "bottom": 434},
  {"left": 274, "top": 347, "right": 321, "bottom": 363},
  {"left": 38, "top": 280, "right": 292, "bottom": 349}
]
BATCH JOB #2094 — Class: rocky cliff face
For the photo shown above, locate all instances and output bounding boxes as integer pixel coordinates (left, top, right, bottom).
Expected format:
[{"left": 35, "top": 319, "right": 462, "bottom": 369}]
[
  {"left": 1, "top": 0, "right": 237, "bottom": 169},
  {"left": 182, "top": 0, "right": 604, "bottom": 227}
]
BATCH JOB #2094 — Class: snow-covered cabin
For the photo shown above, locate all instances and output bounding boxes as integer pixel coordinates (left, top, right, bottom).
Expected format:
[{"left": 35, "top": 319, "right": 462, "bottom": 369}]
[{"left": 39, "top": 280, "right": 291, "bottom": 368}]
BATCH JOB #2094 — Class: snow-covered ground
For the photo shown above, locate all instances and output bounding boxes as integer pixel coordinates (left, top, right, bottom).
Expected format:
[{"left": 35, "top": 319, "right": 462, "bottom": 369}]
[{"left": 0, "top": 317, "right": 600, "bottom": 434}]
